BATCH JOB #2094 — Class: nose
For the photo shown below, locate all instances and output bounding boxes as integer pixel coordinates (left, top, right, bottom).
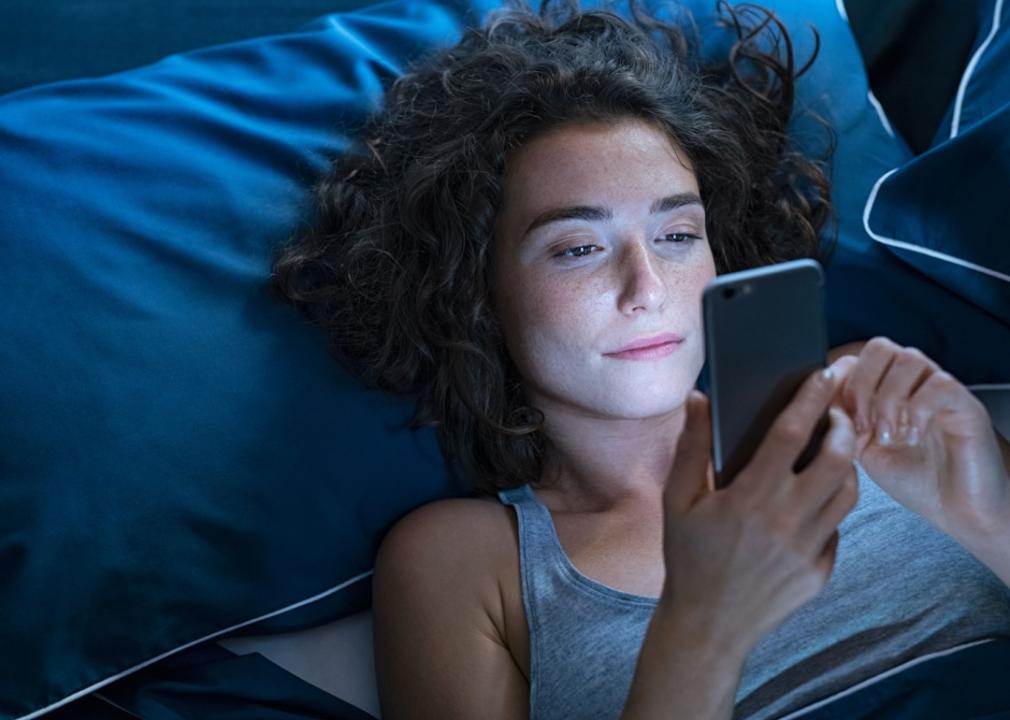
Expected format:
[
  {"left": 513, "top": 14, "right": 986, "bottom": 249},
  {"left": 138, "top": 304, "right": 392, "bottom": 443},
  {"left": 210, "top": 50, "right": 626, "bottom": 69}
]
[{"left": 616, "top": 240, "right": 667, "bottom": 315}]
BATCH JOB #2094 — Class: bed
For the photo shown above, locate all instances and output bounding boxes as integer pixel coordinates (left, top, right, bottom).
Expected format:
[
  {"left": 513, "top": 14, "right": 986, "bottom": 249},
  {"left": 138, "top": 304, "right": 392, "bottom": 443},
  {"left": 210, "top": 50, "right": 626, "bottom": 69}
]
[{"left": 1, "top": 0, "right": 1008, "bottom": 718}]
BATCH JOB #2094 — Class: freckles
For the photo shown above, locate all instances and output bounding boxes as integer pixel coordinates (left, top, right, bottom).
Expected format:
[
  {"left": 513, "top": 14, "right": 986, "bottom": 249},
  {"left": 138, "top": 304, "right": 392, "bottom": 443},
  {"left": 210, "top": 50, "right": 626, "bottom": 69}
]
[
  {"left": 519, "top": 292, "right": 596, "bottom": 371},
  {"left": 529, "top": 274, "right": 595, "bottom": 316}
]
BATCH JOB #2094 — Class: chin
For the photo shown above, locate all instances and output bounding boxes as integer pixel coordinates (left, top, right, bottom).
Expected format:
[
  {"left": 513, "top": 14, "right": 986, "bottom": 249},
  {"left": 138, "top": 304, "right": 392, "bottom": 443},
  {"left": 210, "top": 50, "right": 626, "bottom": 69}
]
[{"left": 592, "top": 389, "right": 688, "bottom": 420}]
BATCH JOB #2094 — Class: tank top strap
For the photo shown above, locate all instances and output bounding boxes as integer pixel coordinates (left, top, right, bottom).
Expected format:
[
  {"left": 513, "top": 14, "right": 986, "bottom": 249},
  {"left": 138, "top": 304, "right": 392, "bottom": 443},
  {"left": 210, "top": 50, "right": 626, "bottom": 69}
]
[
  {"left": 496, "top": 482, "right": 659, "bottom": 719},
  {"left": 497, "top": 483, "right": 659, "bottom": 605},
  {"left": 497, "top": 483, "right": 567, "bottom": 571}
]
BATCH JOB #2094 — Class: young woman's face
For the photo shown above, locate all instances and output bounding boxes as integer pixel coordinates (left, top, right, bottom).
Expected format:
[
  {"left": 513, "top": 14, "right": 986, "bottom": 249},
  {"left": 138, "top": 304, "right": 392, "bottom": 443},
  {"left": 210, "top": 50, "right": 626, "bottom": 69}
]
[{"left": 493, "top": 119, "right": 717, "bottom": 420}]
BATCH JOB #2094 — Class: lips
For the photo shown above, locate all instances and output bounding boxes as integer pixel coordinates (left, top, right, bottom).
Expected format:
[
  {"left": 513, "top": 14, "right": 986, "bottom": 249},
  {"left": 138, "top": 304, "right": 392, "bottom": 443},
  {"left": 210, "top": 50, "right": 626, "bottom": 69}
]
[{"left": 605, "top": 332, "right": 684, "bottom": 355}]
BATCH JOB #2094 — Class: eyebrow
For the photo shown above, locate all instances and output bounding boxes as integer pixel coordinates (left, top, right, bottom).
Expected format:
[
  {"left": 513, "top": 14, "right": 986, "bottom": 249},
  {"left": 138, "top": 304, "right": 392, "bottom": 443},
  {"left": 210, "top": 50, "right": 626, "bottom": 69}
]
[{"left": 522, "top": 192, "right": 703, "bottom": 238}]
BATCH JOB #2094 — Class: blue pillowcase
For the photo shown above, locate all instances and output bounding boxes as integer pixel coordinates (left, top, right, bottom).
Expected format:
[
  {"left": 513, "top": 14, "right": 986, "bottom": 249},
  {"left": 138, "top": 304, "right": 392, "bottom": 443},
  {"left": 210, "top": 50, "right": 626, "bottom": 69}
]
[
  {"left": 1, "top": 0, "right": 1006, "bottom": 717},
  {"left": 0, "top": 3, "right": 492, "bottom": 717},
  {"left": 848, "top": 0, "right": 1010, "bottom": 385},
  {"left": 863, "top": 0, "right": 1010, "bottom": 355}
]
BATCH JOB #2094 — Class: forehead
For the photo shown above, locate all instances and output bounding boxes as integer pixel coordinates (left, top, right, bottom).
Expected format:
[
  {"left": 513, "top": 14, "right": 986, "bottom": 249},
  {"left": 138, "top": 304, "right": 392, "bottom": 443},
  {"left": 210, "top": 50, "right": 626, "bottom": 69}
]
[{"left": 501, "top": 119, "right": 699, "bottom": 215}]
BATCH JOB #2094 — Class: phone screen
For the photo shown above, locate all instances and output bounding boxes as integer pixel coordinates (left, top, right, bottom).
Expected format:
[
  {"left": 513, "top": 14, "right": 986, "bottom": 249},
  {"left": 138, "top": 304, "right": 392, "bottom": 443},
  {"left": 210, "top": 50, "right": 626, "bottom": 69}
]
[{"left": 702, "top": 258, "right": 829, "bottom": 489}]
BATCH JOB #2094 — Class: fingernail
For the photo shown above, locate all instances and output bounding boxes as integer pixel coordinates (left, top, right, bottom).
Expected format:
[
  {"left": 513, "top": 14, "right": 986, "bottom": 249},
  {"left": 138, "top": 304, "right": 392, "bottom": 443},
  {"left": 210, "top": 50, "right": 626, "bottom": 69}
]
[
  {"left": 907, "top": 425, "right": 919, "bottom": 446},
  {"left": 821, "top": 367, "right": 834, "bottom": 382},
  {"left": 877, "top": 420, "right": 892, "bottom": 446}
]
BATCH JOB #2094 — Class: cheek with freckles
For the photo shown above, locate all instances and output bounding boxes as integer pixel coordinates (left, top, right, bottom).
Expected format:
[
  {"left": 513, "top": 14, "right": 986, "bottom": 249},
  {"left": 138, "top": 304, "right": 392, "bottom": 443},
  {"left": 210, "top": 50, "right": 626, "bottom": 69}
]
[{"left": 505, "top": 278, "right": 600, "bottom": 385}]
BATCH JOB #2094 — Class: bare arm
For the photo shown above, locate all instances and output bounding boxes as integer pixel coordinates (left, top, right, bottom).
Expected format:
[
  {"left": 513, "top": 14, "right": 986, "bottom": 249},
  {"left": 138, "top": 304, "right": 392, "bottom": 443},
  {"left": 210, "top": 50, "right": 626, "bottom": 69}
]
[
  {"left": 620, "top": 596, "right": 752, "bottom": 720},
  {"left": 373, "top": 500, "right": 758, "bottom": 720},
  {"left": 372, "top": 500, "right": 530, "bottom": 720}
]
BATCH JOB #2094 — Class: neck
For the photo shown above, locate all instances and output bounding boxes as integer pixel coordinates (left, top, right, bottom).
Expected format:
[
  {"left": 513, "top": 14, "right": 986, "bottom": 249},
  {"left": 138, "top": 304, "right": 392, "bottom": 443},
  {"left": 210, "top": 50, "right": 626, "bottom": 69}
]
[{"left": 533, "top": 396, "right": 688, "bottom": 514}]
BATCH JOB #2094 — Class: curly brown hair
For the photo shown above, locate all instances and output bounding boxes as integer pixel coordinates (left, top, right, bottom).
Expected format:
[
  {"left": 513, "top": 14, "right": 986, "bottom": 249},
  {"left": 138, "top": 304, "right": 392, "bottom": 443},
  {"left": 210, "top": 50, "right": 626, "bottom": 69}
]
[{"left": 271, "top": 0, "right": 834, "bottom": 496}]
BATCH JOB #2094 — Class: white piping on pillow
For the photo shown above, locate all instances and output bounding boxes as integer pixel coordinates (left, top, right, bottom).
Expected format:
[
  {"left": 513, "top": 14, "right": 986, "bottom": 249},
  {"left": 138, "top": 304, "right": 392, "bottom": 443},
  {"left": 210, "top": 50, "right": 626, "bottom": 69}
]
[
  {"left": 951, "top": 0, "right": 1005, "bottom": 138},
  {"left": 16, "top": 570, "right": 374, "bottom": 720},
  {"left": 862, "top": 167, "right": 1010, "bottom": 284}
]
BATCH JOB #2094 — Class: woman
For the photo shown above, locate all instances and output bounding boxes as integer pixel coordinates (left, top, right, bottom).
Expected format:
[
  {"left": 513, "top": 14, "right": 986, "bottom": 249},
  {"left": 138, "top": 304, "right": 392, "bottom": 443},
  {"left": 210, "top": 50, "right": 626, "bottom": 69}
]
[{"left": 272, "top": 0, "right": 1010, "bottom": 717}]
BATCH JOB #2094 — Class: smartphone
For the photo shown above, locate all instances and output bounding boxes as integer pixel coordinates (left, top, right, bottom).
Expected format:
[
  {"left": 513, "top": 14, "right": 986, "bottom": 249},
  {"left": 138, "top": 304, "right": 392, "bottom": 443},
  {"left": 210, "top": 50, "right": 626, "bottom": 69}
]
[{"left": 702, "top": 258, "right": 830, "bottom": 489}]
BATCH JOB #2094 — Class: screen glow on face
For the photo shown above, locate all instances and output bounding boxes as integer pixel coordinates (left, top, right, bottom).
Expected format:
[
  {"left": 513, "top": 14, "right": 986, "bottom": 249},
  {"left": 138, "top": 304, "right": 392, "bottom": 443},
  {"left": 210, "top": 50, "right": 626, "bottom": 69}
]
[{"left": 492, "top": 119, "right": 716, "bottom": 423}]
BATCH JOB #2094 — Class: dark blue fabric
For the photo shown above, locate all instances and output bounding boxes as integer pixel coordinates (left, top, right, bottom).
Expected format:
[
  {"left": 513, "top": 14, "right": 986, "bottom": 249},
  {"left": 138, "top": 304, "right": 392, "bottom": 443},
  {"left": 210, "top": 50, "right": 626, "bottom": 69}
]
[
  {"left": 0, "top": 1, "right": 376, "bottom": 96},
  {"left": 41, "top": 697, "right": 131, "bottom": 720},
  {"left": 864, "top": 0, "right": 1010, "bottom": 356},
  {"left": 799, "top": 637, "right": 1010, "bottom": 719},
  {"left": 0, "top": 0, "right": 1006, "bottom": 718},
  {"left": 0, "top": 3, "right": 496, "bottom": 718},
  {"left": 815, "top": 0, "right": 1010, "bottom": 387}
]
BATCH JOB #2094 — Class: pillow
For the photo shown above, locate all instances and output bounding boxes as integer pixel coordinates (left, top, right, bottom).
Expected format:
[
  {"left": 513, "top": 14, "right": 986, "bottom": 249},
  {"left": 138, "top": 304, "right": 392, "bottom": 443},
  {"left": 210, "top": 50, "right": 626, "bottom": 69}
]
[
  {"left": 849, "top": 0, "right": 1010, "bottom": 385},
  {"left": 0, "top": 2, "right": 497, "bottom": 717},
  {"left": 863, "top": 0, "right": 1010, "bottom": 372},
  {"left": 1, "top": 0, "right": 1005, "bottom": 717}
]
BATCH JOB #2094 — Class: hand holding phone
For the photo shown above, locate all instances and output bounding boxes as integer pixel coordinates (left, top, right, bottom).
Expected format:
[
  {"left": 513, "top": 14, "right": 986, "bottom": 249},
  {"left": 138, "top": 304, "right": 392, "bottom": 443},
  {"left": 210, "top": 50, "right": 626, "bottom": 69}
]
[
  {"left": 655, "top": 258, "right": 860, "bottom": 658},
  {"left": 662, "top": 366, "right": 858, "bottom": 654}
]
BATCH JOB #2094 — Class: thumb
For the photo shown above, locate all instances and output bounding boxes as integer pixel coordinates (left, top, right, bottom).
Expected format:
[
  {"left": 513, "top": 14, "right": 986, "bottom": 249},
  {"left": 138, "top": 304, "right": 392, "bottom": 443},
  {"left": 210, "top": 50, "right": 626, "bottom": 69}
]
[{"left": 666, "top": 389, "right": 714, "bottom": 516}]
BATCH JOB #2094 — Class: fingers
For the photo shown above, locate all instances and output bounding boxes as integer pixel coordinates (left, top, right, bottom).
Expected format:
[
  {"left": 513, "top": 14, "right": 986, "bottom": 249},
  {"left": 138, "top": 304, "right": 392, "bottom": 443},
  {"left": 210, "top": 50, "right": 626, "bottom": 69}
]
[
  {"left": 665, "top": 390, "right": 714, "bottom": 516},
  {"left": 873, "top": 351, "right": 934, "bottom": 445},
  {"left": 826, "top": 354, "right": 859, "bottom": 385},
  {"left": 837, "top": 337, "right": 946, "bottom": 446},
  {"left": 903, "top": 368, "right": 979, "bottom": 444},
  {"left": 839, "top": 337, "right": 897, "bottom": 434}
]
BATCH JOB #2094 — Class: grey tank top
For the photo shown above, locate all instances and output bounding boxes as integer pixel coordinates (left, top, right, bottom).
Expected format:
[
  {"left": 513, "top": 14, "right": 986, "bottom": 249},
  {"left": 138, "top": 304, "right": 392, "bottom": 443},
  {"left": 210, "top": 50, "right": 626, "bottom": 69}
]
[{"left": 497, "top": 460, "right": 1010, "bottom": 720}]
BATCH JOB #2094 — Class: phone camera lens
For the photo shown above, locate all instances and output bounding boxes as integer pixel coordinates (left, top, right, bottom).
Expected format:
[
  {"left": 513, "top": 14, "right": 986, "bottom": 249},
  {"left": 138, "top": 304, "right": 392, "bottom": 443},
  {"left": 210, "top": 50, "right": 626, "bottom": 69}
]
[{"left": 723, "top": 287, "right": 736, "bottom": 299}]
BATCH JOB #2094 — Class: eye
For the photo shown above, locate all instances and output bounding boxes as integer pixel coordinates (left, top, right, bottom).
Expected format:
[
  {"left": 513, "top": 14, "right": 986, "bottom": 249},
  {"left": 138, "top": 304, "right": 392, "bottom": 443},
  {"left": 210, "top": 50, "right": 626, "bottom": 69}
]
[
  {"left": 658, "top": 232, "right": 700, "bottom": 245},
  {"left": 554, "top": 244, "right": 600, "bottom": 259}
]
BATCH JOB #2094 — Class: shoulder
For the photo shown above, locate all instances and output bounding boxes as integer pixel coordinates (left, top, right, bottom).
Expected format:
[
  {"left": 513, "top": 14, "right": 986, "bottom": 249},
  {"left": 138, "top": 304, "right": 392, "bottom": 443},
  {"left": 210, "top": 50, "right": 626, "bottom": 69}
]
[
  {"left": 371, "top": 494, "right": 530, "bottom": 718},
  {"left": 373, "top": 493, "right": 519, "bottom": 629},
  {"left": 377, "top": 494, "right": 516, "bottom": 572}
]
